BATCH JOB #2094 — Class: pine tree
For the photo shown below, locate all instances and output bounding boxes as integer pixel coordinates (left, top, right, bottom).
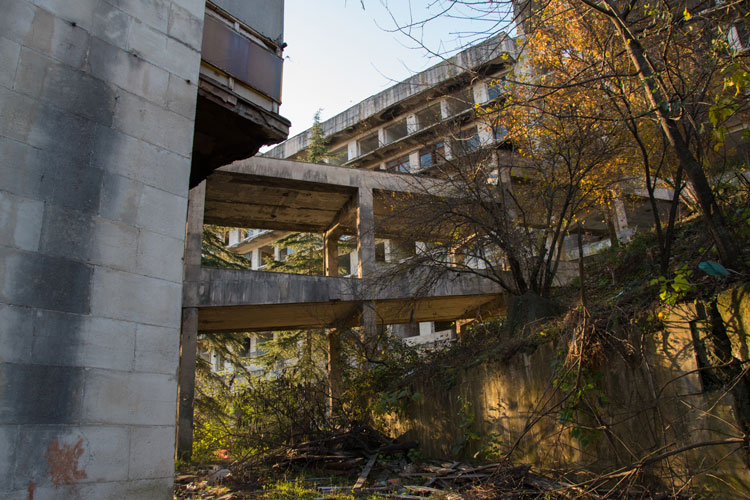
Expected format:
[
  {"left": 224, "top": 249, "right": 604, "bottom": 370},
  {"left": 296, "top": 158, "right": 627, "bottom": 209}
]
[{"left": 306, "top": 109, "right": 329, "bottom": 163}]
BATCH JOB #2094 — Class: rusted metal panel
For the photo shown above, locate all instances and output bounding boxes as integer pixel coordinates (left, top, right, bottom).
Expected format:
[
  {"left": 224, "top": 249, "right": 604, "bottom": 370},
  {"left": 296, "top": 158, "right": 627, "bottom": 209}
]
[{"left": 201, "top": 15, "right": 283, "bottom": 102}]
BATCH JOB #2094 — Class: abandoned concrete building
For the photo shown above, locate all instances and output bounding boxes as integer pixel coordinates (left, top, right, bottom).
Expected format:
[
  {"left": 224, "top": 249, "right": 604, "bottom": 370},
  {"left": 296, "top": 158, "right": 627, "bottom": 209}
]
[
  {"left": 4, "top": 0, "right": 746, "bottom": 497},
  {"left": 220, "top": 33, "right": 664, "bottom": 348},
  {"left": 0, "top": 1, "right": 288, "bottom": 498}
]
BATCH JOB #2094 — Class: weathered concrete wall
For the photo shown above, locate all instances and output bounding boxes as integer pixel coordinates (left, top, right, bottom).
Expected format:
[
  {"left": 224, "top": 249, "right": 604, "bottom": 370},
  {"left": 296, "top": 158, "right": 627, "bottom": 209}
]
[
  {"left": 717, "top": 283, "right": 750, "bottom": 363},
  {"left": 389, "top": 292, "right": 750, "bottom": 497},
  {"left": 0, "top": 1, "right": 204, "bottom": 498}
]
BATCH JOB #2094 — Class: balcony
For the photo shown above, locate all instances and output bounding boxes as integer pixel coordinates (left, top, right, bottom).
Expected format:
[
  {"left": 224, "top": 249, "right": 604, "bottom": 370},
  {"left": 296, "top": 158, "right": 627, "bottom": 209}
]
[{"left": 190, "top": 3, "right": 291, "bottom": 186}]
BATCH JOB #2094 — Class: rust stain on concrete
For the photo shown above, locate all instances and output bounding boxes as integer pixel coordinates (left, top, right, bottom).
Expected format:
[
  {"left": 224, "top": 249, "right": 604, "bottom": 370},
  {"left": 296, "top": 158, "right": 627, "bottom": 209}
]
[
  {"left": 46, "top": 438, "right": 87, "bottom": 486},
  {"left": 27, "top": 482, "right": 35, "bottom": 500}
]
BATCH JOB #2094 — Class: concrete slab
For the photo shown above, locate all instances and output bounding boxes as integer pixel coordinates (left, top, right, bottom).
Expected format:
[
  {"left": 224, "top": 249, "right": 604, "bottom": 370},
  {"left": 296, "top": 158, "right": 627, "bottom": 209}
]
[{"left": 190, "top": 267, "right": 505, "bottom": 332}]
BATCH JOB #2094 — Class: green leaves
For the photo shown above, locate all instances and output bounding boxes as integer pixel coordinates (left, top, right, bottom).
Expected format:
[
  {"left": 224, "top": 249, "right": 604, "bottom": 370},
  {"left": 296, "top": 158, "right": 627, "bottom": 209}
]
[{"left": 650, "top": 264, "right": 695, "bottom": 304}]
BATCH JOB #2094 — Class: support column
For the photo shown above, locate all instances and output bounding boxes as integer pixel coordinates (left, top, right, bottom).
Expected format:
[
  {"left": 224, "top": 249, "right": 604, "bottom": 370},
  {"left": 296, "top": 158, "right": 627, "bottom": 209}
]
[
  {"left": 324, "top": 229, "right": 339, "bottom": 278},
  {"left": 176, "top": 181, "right": 205, "bottom": 461},
  {"left": 324, "top": 229, "right": 343, "bottom": 416},
  {"left": 356, "top": 187, "right": 378, "bottom": 344},
  {"left": 612, "top": 195, "right": 631, "bottom": 243},
  {"left": 176, "top": 308, "right": 199, "bottom": 461}
]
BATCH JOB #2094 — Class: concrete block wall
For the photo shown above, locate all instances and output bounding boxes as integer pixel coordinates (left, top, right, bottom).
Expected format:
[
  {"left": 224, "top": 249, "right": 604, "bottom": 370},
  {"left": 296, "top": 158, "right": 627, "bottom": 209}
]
[{"left": 0, "top": 0, "right": 205, "bottom": 498}]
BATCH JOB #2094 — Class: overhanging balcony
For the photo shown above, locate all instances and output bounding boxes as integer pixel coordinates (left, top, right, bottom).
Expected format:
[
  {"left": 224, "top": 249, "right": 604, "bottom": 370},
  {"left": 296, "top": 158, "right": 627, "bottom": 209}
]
[{"left": 191, "top": 7, "right": 290, "bottom": 186}]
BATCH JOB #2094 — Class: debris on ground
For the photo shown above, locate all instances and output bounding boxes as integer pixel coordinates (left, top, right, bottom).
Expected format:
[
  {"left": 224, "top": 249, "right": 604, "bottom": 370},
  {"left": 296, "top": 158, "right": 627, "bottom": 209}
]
[
  {"left": 175, "top": 457, "right": 690, "bottom": 499},
  {"left": 175, "top": 424, "right": 691, "bottom": 499}
]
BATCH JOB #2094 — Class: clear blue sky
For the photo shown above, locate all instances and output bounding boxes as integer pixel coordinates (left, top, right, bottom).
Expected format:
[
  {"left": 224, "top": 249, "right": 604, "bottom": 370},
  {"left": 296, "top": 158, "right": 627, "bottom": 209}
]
[{"left": 279, "top": 0, "right": 513, "bottom": 139}]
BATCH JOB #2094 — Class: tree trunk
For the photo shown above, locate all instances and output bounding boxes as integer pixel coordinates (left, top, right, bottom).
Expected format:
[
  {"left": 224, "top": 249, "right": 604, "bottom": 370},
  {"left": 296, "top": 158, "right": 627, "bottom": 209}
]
[{"left": 599, "top": 0, "right": 740, "bottom": 270}]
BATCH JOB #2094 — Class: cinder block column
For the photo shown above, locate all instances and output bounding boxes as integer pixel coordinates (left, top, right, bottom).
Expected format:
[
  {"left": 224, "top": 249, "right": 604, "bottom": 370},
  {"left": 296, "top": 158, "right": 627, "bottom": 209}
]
[
  {"left": 0, "top": 1, "right": 206, "bottom": 498},
  {"left": 176, "top": 181, "right": 205, "bottom": 461},
  {"left": 356, "top": 187, "right": 377, "bottom": 340}
]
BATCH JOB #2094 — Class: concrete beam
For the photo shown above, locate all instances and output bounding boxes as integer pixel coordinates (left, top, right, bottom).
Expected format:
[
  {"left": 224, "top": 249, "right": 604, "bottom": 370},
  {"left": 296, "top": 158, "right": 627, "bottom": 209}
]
[
  {"left": 217, "top": 156, "right": 448, "bottom": 194},
  {"left": 190, "top": 266, "right": 506, "bottom": 332},
  {"left": 196, "top": 294, "right": 505, "bottom": 333}
]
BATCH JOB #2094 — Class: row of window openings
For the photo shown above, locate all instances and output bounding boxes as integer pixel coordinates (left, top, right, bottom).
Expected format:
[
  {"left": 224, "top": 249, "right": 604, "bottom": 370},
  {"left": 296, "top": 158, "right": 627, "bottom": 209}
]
[
  {"left": 383, "top": 124, "right": 507, "bottom": 173},
  {"left": 328, "top": 81, "right": 509, "bottom": 165}
]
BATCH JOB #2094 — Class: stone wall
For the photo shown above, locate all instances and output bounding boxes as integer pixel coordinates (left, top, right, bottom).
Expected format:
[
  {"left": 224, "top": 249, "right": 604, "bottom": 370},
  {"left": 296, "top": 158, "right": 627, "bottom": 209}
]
[
  {"left": 0, "top": 1, "right": 204, "bottom": 498},
  {"left": 389, "top": 285, "right": 750, "bottom": 497}
]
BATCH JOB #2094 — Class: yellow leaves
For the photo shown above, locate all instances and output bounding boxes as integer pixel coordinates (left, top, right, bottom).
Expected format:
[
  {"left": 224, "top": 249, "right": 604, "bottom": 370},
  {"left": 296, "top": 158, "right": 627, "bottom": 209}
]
[{"left": 683, "top": 8, "right": 691, "bottom": 21}]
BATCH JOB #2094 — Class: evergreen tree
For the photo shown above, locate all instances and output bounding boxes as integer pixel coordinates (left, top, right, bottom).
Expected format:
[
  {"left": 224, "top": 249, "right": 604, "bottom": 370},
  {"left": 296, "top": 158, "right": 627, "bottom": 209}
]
[{"left": 306, "top": 109, "right": 329, "bottom": 163}]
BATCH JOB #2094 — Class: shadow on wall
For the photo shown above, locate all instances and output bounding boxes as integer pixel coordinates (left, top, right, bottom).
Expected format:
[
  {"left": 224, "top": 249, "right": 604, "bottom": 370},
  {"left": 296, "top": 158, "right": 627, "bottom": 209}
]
[{"left": 387, "top": 283, "right": 750, "bottom": 498}]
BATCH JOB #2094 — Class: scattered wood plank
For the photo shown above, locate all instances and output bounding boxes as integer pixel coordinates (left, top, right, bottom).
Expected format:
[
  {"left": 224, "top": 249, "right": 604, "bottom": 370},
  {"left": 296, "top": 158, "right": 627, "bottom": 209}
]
[
  {"left": 352, "top": 454, "right": 377, "bottom": 491},
  {"left": 403, "top": 485, "right": 444, "bottom": 494},
  {"left": 438, "top": 473, "right": 489, "bottom": 480}
]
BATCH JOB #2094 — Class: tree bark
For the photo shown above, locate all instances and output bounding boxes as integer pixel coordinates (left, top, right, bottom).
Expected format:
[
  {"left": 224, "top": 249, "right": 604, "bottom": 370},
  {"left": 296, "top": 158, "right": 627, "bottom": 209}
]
[{"left": 594, "top": 0, "right": 740, "bottom": 270}]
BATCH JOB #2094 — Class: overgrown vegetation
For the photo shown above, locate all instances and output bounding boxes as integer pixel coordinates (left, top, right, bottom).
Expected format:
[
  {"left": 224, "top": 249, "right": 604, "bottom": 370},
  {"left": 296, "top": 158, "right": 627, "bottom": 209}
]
[{"left": 181, "top": 1, "right": 750, "bottom": 496}]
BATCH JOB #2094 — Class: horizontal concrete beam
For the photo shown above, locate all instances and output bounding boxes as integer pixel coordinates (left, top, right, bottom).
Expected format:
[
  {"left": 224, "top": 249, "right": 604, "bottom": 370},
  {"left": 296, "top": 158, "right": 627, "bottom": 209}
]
[
  {"left": 187, "top": 266, "right": 506, "bottom": 332},
  {"left": 217, "top": 156, "right": 449, "bottom": 194},
  {"left": 197, "top": 294, "right": 505, "bottom": 332},
  {"left": 189, "top": 266, "right": 503, "bottom": 306}
]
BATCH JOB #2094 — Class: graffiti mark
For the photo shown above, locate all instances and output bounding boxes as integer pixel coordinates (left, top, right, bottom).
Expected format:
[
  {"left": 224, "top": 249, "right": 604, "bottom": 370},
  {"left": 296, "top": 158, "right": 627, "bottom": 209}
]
[{"left": 46, "top": 438, "right": 87, "bottom": 487}]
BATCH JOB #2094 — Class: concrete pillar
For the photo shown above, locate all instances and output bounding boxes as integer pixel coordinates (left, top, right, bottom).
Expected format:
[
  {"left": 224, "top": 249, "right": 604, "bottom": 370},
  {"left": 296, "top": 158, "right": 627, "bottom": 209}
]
[
  {"left": 384, "top": 240, "right": 393, "bottom": 263},
  {"left": 323, "top": 229, "right": 342, "bottom": 416},
  {"left": 612, "top": 196, "right": 631, "bottom": 243},
  {"left": 176, "top": 308, "right": 199, "bottom": 460},
  {"left": 349, "top": 251, "right": 358, "bottom": 275},
  {"left": 474, "top": 81, "right": 490, "bottom": 104},
  {"left": 478, "top": 122, "right": 494, "bottom": 146},
  {"left": 324, "top": 230, "right": 339, "bottom": 278},
  {"left": 252, "top": 248, "right": 261, "bottom": 270},
  {"left": 440, "top": 99, "right": 451, "bottom": 119},
  {"left": 377, "top": 128, "right": 386, "bottom": 148},
  {"left": 176, "top": 181, "right": 206, "bottom": 461},
  {"left": 409, "top": 151, "right": 421, "bottom": 172},
  {"left": 357, "top": 187, "right": 376, "bottom": 279},
  {"left": 406, "top": 113, "right": 418, "bottom": 134},
  {"left": 356, "top": 187, "right": 377, "bottom": 340},
  {"left": 443, "top": 136, "right": 453, "bottom": 161},
  {"left": 0, "top": 2, "right": 205, "bottom": 498}
]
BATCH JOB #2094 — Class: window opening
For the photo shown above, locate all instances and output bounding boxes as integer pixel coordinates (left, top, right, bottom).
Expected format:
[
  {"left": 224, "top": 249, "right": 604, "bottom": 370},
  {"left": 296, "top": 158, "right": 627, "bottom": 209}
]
[
  {"left": 487, "top": 77, "right": 510, "bottom": 100},
  {"left": 446, "top": 88, "right": 474, "bottom": 116},
  {"left": 358, "top": 133, "right": 379, "bottom": 156},
  {"left": 327, "top": 146, "right": 349, "bottom": 165},
  {"left": 419, "top": 142, "right": 445, "bottom": 170},
  {"left": 384, "top": 120, "right": 408, "bottom": 144},
  {"left": 452, "top": 127, "right": 480, "bottom": 154},
  {"left": 415, "top": 103, "right": 442, "bottom": 129},
  {"left": 386, "top": 155, "right": 411, "bottom": 173}
]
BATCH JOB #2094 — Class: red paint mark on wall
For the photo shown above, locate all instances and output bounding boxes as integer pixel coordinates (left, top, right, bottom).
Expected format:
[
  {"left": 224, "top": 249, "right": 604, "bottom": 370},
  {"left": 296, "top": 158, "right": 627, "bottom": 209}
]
[
  {"left": 27, "top": 482, "right": 35, "bottom": 500},
  {"left": 46, "top": 438, "right": 87, "bottom": 487}
]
